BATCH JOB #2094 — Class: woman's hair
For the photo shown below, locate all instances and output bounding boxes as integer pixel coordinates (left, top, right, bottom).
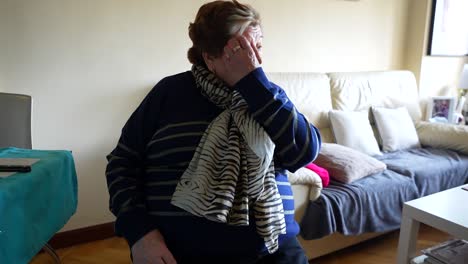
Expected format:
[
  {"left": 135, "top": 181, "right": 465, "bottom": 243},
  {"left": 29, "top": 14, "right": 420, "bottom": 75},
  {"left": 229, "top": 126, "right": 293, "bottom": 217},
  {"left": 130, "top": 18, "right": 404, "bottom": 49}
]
[{"left": 187, "top": 0, "right": 260, "bottom": 66}]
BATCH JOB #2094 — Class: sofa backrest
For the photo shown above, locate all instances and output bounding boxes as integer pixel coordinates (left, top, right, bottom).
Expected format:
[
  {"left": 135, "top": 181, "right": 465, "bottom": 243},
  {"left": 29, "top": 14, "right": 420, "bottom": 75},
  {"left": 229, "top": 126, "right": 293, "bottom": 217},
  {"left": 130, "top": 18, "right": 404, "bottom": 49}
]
[
  {"left": 328, "top": 71, "right": 422, "bottom": 122},
  {"left": 267, "top": 70, "right": 421, "bottom": 144},
  {"left": 267, "top": 72, "right": 335, "bottom": 142}
]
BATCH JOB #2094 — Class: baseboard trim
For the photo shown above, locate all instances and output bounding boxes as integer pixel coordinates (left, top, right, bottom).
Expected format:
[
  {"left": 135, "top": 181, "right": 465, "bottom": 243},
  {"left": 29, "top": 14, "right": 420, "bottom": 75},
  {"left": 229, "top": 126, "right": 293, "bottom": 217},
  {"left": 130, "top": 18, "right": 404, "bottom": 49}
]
[{"left": 48, "top": 222, "right": 116, "bottom": 249}]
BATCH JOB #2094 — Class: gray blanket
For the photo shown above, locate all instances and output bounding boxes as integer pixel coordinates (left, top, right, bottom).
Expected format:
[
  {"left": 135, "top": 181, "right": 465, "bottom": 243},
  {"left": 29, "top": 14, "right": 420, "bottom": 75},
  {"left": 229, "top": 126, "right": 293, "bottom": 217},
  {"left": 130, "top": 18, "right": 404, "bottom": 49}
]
[
  {"left": 377, "top": 147, "right": 468, "bottom": 196},
  {"left": 300, "top": 148, "right": 468, "bottom": 240},
  {"left": 300, "top": 169, "right": 418, "bottom": 239}
]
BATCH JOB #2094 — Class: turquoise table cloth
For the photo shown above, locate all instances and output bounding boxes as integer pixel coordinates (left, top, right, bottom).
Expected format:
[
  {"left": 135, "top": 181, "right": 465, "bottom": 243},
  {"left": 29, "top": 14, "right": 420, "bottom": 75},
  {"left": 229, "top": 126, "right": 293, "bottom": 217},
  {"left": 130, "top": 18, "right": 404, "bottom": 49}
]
[{"left": 0, "top": 148, "right": 78, "bottom": 264}]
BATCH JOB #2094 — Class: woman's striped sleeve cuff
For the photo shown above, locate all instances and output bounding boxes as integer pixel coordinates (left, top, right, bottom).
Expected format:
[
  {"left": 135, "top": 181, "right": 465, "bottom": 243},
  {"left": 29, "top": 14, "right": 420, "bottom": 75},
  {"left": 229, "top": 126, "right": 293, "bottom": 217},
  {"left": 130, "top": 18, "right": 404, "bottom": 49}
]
[{"left": 115, "top": 209, "right": 157, "bottom": 248}]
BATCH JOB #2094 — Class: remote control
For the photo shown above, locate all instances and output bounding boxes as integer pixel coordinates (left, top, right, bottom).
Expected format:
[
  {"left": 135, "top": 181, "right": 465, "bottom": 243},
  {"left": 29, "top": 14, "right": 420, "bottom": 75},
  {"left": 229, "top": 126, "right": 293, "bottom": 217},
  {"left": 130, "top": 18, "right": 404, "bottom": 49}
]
[{"left": 0, "top": 165, "right": 32, "bottom": 173}]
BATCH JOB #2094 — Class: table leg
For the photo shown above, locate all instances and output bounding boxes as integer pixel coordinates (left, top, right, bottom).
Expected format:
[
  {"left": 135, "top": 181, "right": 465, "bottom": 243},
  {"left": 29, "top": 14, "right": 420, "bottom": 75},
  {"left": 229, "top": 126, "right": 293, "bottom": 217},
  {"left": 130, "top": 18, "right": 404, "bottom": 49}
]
[
  {"left": 42, "top": 243, "right": 61, "bottom": 264},
  {"left": 397, "top": 211, "right": 420, "bottom": 264}
]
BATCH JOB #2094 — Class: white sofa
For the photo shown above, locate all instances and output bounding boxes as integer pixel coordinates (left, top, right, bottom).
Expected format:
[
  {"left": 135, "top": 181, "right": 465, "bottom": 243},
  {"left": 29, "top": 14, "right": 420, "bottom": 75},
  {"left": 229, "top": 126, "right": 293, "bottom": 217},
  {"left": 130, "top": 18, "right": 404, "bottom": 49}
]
[{"left": 267, "top": 70, "right": 468, "bottom": 259}]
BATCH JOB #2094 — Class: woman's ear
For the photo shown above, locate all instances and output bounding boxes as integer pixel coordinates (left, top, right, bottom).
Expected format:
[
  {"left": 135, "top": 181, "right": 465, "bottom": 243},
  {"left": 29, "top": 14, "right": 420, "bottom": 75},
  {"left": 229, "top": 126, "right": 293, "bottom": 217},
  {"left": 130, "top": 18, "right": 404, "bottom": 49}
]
[{"left": 202, "top": 52, "right": 215, "bottom": 72}]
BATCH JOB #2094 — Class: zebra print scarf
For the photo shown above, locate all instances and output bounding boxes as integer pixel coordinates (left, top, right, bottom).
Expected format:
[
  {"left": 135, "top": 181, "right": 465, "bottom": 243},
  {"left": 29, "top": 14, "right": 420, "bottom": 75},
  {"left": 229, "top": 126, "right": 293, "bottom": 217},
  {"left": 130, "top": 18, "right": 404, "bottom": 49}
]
[{"left": 171, "top": 65, "right": 286, "bottom": 253}]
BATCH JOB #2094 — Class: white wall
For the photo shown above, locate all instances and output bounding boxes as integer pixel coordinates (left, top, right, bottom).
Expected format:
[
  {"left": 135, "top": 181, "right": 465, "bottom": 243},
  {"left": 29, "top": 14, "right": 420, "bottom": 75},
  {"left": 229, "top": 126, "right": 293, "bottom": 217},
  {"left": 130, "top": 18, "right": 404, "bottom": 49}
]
[
  {"left": 403, "top": 0, "right": 429, "bottom": 84},
  {"left": 417, "top": 0, "right": 468, "bottom": 99},
  {"left": 419, "top": 57, "right": 468, "bottom": 98},
  {"left": 404, "top": 0, "right": 468, "bottom": 117},
  {"left": 254, "top": 0, "right": 409, "bottom": 72},
  {"left": 0, "top": 0, "right": 7, "bottom": 91},
  {"left": 1, "top": 0, "right": 409, "bottom": 231}
]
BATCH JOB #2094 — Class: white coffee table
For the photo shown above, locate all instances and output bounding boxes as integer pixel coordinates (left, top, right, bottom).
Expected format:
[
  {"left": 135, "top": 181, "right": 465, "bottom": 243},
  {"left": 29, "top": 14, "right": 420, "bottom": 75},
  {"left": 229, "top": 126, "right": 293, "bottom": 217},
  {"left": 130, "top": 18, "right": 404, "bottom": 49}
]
[{"left": 396, "top": 184, "right": 468, "bottom": 264}]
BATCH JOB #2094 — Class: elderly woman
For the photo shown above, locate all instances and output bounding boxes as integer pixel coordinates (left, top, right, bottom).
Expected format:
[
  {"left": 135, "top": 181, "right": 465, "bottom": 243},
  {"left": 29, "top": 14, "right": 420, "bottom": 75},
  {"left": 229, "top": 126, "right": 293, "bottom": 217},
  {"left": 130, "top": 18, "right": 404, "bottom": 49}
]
[{"left": 105, "top": 1, "right": 321, "bottom": 263}]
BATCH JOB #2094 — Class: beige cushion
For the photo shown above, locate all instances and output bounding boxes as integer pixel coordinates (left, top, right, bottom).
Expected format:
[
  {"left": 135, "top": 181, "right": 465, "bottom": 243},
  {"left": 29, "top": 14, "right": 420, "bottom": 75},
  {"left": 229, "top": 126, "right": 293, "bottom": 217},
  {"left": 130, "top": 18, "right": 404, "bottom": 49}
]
[
  {"left": 372, "top": 107, "right": 420, "bottom": 152},
  {"left": 329, "top": 110, "right": 382, "bottom": 156},
  {"left": 328, "top": 71, "right": 422, "bottom": 122},
  {"left": 314, "top": 143, "right": 387, "bottom": 184},
  {"left": 267, "top": 72, "right": 332, "bottom": 130},
  {"left": 416, "top": 122, "right": 468, "bottom": 155},
  {"left": 287, "top": 167, "right": 322, "bottom": 187}
]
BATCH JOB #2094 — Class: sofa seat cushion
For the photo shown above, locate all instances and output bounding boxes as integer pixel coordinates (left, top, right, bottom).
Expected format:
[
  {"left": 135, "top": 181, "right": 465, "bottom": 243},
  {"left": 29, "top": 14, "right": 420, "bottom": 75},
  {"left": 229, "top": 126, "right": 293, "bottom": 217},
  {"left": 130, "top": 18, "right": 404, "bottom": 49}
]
[
  {"left": 300, "top": 170, "right": 419, "bottom": 239},
  {"left": 377, "top": 147, "right": 468, "bottom": 196}
]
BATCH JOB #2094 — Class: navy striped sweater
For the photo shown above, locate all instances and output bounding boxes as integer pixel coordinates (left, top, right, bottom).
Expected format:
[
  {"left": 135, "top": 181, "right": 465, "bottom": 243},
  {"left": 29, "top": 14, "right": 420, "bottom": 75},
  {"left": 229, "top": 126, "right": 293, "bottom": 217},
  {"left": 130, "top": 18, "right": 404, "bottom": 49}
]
[{"left": 105, "top": 68, "right": 321, "bottom": 257}]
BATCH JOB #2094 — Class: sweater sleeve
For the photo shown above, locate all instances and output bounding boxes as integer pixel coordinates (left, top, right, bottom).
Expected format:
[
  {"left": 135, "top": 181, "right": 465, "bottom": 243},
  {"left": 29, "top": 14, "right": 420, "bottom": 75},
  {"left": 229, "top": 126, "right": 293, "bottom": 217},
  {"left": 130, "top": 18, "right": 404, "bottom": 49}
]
[
  {"left": 105, "top": 82, "right": 165, "bottom": 247},
  {"left": 234, "top": 68, "right": 322, "bottom": 172}
]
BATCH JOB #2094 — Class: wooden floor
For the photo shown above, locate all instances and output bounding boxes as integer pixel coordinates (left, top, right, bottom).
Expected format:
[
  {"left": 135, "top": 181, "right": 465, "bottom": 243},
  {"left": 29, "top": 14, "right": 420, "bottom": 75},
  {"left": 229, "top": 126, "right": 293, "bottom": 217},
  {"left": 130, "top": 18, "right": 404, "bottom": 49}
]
[{"left": 31, "top": 224, "right": 452, "bottom": 264}]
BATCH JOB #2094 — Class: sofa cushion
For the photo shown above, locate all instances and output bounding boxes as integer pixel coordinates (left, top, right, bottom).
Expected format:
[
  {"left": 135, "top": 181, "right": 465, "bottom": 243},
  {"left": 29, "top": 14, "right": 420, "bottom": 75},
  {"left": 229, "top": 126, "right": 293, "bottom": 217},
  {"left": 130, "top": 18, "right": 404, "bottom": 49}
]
[
  {"left": 328, "top": 71, "right": 422, "bottom": 122},
  {"left": 267, "top": 72, "right": 335, "bottom": 143},
  {"left": 372, "top": 106, "right": 420, "bottom": 152},
  {"left": 329, "top": 110, "right": 381, "bottom": 156},
  {"left": 416, "top": 121, "right": 468, "bottom": 155},
  {"left": 305, "top": 163, "right": 330, "bottom": 187},
  {"left": 314, "top": 143, "right": 387, "bottom": 183},
  {"left": 287, "top": 167, "right": 322, "bottom": 188}
]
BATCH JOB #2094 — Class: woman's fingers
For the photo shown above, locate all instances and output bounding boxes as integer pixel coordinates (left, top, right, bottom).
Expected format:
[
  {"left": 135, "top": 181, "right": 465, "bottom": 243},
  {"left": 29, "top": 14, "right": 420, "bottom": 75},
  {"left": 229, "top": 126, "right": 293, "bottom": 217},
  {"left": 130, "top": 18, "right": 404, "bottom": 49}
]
[
  {"left": 235, "top": 35, "right": 261, "bottom": 64},
  {"left": 227, "top": 38, "right": 243, "bottom": 53},
  {"left": 162, "top": 252, "right": 177, "bottom": 264},
  {"left": 236, "top": 36, "right": 250, "bottom": 52},
  {"left": 153, "top": 258, "right": 165, "bottom": 264},
  {"left": 217, "top": 34, "right": 260, "bottom": 86},
  {"left": 223, "top": 45, "right": 231, "bottom": 60},
  {"left": 239, "top": 35, "right": 261, "bottom": 66},
  {"left": 130, "top": 229, "right": 177, "bottom": 264},
  {"left": 249, "top": 37, "right": 262, "bottom": 64},
  {"left": 224, "top": 38, "right": 242, "bottom": 60}
]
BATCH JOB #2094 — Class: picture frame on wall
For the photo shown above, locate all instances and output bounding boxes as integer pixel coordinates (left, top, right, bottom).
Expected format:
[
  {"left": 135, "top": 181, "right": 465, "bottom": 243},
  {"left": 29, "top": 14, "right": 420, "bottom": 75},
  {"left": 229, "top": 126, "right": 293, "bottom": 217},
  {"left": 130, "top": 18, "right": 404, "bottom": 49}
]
[
  {"left": 426, "top": 96, "right": 456, "bottom": 123},
  {"left": 427, "top": 0, "right": 468, "bottom": 56}
]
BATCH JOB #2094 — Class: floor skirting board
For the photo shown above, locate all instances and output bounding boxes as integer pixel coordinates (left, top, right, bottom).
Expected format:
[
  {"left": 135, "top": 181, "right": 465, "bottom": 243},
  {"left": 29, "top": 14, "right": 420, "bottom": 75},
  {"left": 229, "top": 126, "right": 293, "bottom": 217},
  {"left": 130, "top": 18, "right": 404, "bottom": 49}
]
[{"left": 48, "top": 222, "right": 116, "bottom": 249}]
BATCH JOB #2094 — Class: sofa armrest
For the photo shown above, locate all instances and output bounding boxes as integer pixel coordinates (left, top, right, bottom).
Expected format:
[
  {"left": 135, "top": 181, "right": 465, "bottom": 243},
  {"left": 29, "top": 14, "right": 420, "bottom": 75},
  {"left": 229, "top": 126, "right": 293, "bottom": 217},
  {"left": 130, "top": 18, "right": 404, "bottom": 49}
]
[
  {"left": 287, "top": 167, "right": 323, "bottom": 188},
  {"left": 288, "top": 168, "right": 323, "bottom": 222},
  {"left": 416, "top": 121, "right": 468, "bottom": 155},
  {"left": 291, "top": 184, "right": 322, "bottom": 223}
]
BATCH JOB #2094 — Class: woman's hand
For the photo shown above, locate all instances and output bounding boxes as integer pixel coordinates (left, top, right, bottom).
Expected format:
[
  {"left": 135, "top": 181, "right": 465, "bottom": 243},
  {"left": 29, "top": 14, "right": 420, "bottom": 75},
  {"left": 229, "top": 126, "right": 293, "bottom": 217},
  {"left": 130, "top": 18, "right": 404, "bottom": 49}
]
[
  {"left": 131, "top": 229, "right": 177, "bottom": 264},
  {"left": 210, "top": 26, "right": 263, "bottom": 87}
]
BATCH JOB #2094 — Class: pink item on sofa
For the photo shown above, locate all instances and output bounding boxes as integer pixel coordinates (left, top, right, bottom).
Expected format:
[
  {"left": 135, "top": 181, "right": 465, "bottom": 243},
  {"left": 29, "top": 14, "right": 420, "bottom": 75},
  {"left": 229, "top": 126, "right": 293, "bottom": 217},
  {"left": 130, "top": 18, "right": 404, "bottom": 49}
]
[{"left": 305, "top": 163, "right": 330, "bottom": 187}]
